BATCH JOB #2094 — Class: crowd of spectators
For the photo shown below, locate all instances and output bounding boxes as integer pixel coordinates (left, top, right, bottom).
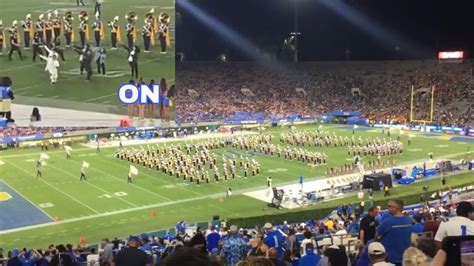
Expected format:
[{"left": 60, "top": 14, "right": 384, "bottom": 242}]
[
  {"left": 0, "top": 127, "right": 107, "bottom": 139},
  {"left": 1, "top": 199, "right": 472, "bottom": 266},
  {"left": 176, "top": 61, "right": 473, "bottom": 127}
]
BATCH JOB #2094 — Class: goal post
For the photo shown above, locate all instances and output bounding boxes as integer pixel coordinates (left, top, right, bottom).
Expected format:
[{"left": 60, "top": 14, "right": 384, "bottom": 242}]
[{"left": 410, "top": 85, "right": 435, "bottom": 123}]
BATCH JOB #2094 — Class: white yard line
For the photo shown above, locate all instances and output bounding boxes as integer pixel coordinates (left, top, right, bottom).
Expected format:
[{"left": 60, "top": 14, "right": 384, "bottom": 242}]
[
  {"left": 48, "top": 153, "right": 173, "bottom": 202},
  {"left": 84, "top": 93, "right": 117, "bottom": 103},
  {"left": 6, "top": 160, "right": 100, "bottom": 215},
  {"left": 0, "top": 193, "right": 211, "bottom": 235},
  {"left": 0, "top": 179, "right": 55, "bottom": 220},
  {"left": 43, "top": 156, "right": 140, "bottom": 208},
  {"left": 210, "top": 203, "right": 239, "bottom": 216},
  {"left": 0, "top": 148, "right": 93, "bottom": 159},
  {"left": 14, "top": 85, "right": 38, "bottom": 93},
  {"left": 2, "top": 64, "right": 37, "bottom": 72},
  {"left": 88, "top": 156, "right": 204, "bottom": 197}
]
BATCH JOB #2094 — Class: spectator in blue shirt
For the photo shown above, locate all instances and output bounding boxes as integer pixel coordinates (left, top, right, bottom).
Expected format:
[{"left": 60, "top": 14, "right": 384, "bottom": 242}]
[
  {"left": 164, "top": 233, "right": 175, "bottom": 242},
  {"left": 220, "top": 225, "right": 247, "bottom": 266},
  {"left": 65, "top": 244, "right": 77, "bottom": 265},
  {"left": 263, "top": 223, "right": 284, "bottom": 258},
  {"left": 299, "top": 244, "right": 321, "bottom": 266},
  {"left": 176, "top": 220, "right": 186, "bottom": 235},
  {"left": 18, "top": 250, "right": 41, "bottom": 266},
  {"left": 34, "top": 250, "right": 49, "bottom": 266},
  {"left": 348, "top": 218, "right": 360, "bottom": 236},
  {"left": 7, "top": 248, "right": 21, "bottom": 266},
  {"left": 206, "top": 225, "right": 221, "bottom": 253},
  {"left": 280, "top": 221, "right": 289, "bottom": 231},
  {"left": 139, "top": 233, "right": 153, "bottom": 264},
  {"left": 356, "top": 239, "right": 373, "bottom": 266},
  {"left": 376, "top": 199, "right": 412, "bottom": 265},
  {"left": 411, "top": 215, "right": 424, "bottom": 234},
  {"left": 73, "top": 250, "right": 85, "bottom": 264}
]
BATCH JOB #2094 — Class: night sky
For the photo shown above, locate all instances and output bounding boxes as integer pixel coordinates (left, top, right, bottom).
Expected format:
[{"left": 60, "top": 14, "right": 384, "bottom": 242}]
[{"left": 176, "top": 0, "right": 474, "bottom": 61}]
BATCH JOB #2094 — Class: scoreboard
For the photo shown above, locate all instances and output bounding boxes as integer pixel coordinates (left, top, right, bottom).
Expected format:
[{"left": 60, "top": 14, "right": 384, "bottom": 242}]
[{"left": 438, "top": 51, "right": 464, "bottom": 63}]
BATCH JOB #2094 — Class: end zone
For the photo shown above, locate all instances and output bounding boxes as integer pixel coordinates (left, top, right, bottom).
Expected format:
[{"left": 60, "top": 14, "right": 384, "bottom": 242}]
[{"left": 0, "top": 180, "right": 53, "bottom": 232}]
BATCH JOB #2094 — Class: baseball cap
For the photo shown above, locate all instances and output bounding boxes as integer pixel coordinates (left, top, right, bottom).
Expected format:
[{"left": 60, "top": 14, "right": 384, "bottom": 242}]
[
  {"left": 368, "top": 242, "right": 386, "bottom": 255},
  {"left": 141, "top": 233, "right": 149, "bottom": 240},
  {"left": 229, "top": 225, "right": 238, "bottom": 233},
  {"left": 264, "top": 223, "right": 273, "bottom": 229},
  {"left": 12, "top": 248, "right": 20, "bottom": 257},
  {"left": 128, "top": 236, "right": 140, "bottom": 243},
  {"left": 456, "top": 201, "right": 473, "bottom": 217}
]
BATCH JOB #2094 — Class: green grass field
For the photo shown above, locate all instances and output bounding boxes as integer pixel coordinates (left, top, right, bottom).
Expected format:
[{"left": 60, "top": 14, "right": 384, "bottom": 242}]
[
  {"left": 0, "top": 0, "right": 175, "bottom": 116},
  {"left": 0, "top": 124, "right": 473, "bottom": 250}
]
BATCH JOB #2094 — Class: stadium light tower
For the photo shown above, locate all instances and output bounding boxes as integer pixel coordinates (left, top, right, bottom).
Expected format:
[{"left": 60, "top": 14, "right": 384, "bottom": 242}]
[{"left": 292, "top": 0, "right": 301, "bottom": 62}]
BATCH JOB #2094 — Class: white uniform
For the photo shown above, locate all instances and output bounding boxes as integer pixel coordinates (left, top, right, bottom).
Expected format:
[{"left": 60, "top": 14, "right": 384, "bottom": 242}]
[
  {"left": 434, "top": 216, "right": 474, "bottom": 242},
  {"left": 39, "top": 46, "right": 60, "bottom": 84}
]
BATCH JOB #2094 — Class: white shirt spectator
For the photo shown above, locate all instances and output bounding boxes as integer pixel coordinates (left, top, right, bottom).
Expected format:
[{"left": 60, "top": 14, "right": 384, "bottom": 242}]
[
  {"left": 86, "top": 254, "right": 100, "bottom": 266},
  {"left": 434, "top": 216, "right": 474, "bottom": 242}
]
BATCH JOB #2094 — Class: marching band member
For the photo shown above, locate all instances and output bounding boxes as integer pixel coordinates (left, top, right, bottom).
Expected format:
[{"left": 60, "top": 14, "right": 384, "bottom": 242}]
[
  {"left": 0, "top": 20, "right": 5, "bottom": 54},
  {"left": 21, "top": 14, "right": 33, "bottom": 49},
  {"left": 125, "top": 12, "right": 137, "bottom": 49},
  {"left": 107, "top": 16, "right": 120, "bottom": 49},
  {"left": 32, "top": 32, "right": 44, "bottom": 62},
  {"left": 63, "top": 11, "right": 74, "bottom": 47},
  {"left": 78, "top": 11, "right": 89, "bottom": 47},
  {"left": 92, "top": 12, "right": 104, "bottom": 47},
  {"left": 142, "top": 19, "right": 152, "bottom": 52},
  {"left": 45, "top": 13, "right": 54, "bottom": 44},
  {"left": 158, "top": 12, "right": 170, "bottom": 54},
  {"left": 8, "top": 28, "right": 23, "bottom": 61},
  {"left": 36, "top": 14, "right": 45, "bottom": 43},
  {"left": 52, "top": 10, "right": 62, "bottom": 43},
  {"left": 146, "top": 8, "right": 158, "bottom": 46}
]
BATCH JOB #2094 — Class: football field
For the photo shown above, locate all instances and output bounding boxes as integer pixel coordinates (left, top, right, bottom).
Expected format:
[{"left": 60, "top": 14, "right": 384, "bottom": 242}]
[
  {"left": 0, "top": 125, "right": 473, "bottom": 250},
  {"left": 0, "top": 0, "right": 175, "bottom": 116}
]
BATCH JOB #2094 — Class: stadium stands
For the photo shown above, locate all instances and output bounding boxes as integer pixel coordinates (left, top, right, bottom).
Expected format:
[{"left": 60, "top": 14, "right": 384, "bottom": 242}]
[
  {"left": 176, "top": 61, "right": 473, "bottom": 127},
  {"left": 0, "top": 127, "right": 106, "bottom": 139},
  {"left": 0, "top": 198, "right": 471, "bottom": 266}
]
